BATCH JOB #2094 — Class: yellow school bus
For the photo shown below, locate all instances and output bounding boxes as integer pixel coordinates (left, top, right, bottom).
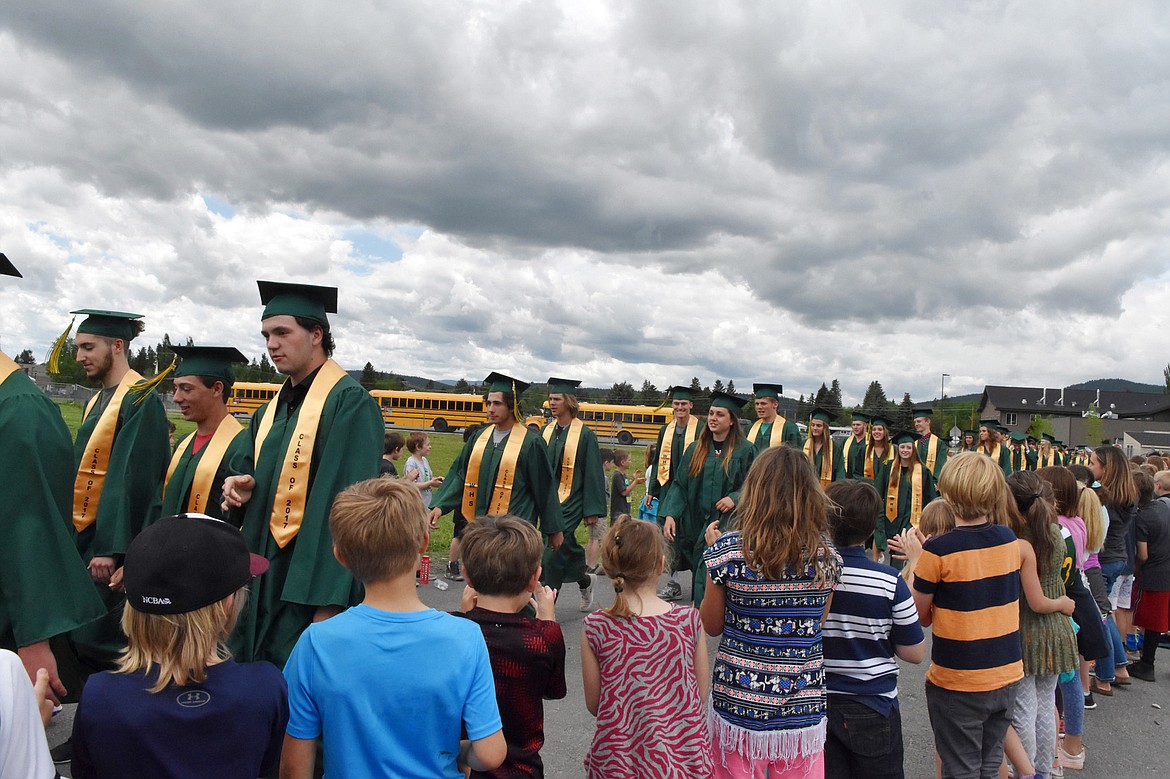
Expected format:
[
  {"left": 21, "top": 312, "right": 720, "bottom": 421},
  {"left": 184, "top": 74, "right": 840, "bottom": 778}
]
[
  {"left": 227, "top": 381, "right": 282, "bottom": 418},
  {"left": 526, "top": 402, "right": 672, "bottom": 444},
  {"left": 370, "top": 390, "right": 487, "bottom": 432}
]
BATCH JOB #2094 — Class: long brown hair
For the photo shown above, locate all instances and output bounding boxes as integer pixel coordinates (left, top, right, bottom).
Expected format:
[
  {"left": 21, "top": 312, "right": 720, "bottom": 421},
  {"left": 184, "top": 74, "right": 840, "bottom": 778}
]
[
  {"left": 1094, "top": 446, "right": 1137, "bottom": 508},
  {"left": 688, "top": 409, "right": 744, "bottom": 477},
  {"left": 732, "top": 446, "right": 835, "bottom": 584},
  {"left": 1036, "top": 466, "right": 1079, "bottom": 518},
  {"left": 1007, "top": 471, "right": 1059, "bottom": 578}
]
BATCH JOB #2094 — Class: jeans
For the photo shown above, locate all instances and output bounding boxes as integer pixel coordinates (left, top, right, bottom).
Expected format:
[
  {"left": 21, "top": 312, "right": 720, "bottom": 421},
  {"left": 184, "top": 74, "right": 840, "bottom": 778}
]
[
  {"left": 1057, "top": 674, "right": 1083, "bottom": 737},
  {"left": 825, "top": 695, "right": 905, "bottom": 779},
  {"left": 1096, "top": 559, "right": 1129, "bottom": 682},
  {"left": 926, "top": 680, "right": 1019, "bottom": 779}
]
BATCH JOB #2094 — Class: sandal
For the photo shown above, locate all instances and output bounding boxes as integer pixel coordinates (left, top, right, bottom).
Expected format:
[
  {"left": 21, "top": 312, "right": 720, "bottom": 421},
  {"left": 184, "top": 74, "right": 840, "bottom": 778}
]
[{"left": 1089, "top": 678, "right": 1113, "bottom": 696}]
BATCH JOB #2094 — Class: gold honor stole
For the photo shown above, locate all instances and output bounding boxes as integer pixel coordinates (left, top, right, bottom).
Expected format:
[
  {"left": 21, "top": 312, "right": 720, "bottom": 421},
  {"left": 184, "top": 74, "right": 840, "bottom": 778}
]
[
  {"left": 886, "top": 462, "right": 925, "bottom": 528},
  {"left": 1037, "top": 450, "right": 1058, "bottom": 468},
  {"left": 73, "top": 370, "right": 144, "bottom": 532},
  {"left": 253, "top": 359, "right": 347, "bottom": 548},
  {"left": 164, "top": 415, "right": 245, "bottom": 514},
  {"left": 656, "top": 417, "right": 699, "bottom": 487},
  {"left": 802, "top": 436, "right": 835, "bottom": 486},
  {"left": 748, "top": 416, "right": 788, "bottom": 448},
  {"left": 864, "top": 443, "right": 890, "bottom": 481},
  {"left": 463, "top": 425, "right": 526, "bottom": 518},
  {"left": 0, "top": 351, "right": 19, "bottom": 383},
  {"left": 922, "top": 435, "right": 941, "bottom": 472},
  {"left": 543, "top": 419, "right": 584, "bottom": 503},
  {"left": 842, "top": 435, "right": 865, "bottom": 471},
  {"left": 979, "top": 442, "right": 1003, "bottom": 463}
]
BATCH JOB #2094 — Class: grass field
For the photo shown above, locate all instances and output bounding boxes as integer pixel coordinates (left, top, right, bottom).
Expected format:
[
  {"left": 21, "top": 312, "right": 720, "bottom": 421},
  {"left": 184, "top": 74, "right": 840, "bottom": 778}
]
[{"left": 55, "top": 400, "right": 650, "bottom": 557}]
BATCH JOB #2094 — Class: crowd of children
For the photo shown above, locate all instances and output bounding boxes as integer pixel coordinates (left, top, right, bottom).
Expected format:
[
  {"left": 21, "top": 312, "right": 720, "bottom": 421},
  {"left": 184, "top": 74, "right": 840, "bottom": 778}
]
[{"left": 7, "top": 442, "right": 1170, "bottom": 778}]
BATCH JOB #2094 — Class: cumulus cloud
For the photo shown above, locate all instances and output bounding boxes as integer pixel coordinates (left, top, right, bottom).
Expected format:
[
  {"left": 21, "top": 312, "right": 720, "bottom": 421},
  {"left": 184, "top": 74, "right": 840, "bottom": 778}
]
[{"left": 2, "top": 0, "right": 1169, "bottom": 404}]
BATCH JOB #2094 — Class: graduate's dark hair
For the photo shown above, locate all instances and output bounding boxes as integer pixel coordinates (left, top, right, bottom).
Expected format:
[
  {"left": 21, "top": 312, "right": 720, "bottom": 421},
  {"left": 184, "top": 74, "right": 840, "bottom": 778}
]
[
  {"left": 195, "top": 375, "right": 231, "bottom": 403},
  {"left": 294, "top": 315, "right": 335, "bottom": 357}
]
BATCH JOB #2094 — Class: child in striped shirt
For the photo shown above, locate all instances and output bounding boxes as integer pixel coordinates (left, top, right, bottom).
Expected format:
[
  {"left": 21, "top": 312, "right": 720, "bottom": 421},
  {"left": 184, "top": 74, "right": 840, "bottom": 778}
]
[{"left": 823, "top": 480, "right": 925, "bottom": 779}]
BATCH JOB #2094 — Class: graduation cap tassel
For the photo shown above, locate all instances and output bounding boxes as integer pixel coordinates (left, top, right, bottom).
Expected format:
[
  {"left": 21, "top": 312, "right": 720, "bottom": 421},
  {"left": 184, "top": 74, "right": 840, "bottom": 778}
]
[
  {"left": 512, "top": 379, "right": 522, "bottom": 422},
  {"left": 45, "top": 317, "right": 75, "bottom": 374},
  {"left": 129, "top": 355, "right": 177, "bottom": 405},
  {"left": 652, "top": 388, "right": 671, "bottom": 414}
]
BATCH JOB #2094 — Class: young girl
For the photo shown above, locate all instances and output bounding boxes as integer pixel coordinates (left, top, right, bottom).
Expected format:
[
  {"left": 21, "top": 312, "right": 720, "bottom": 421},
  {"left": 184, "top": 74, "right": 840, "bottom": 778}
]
[
  {"left": 700, "top": 445, "right": 841, "bottom": 779},
  {"left": 1089, "top": 446, "right": 1138, "bottom": 692},
  {"left": 581, "top": 517, "right": 711, "bottom": 779},
  {"left": 70, "top": 514, "right": 287, "bottom": 778},
  {"left": 865, "top": 415, "right": 894, "bottom": 486},
  {"left": 639, "top": 443, "right": 658, "bottom": 521},
  {"left": 875, "top": 430, "right": 937, "bottom": 569},
  {"left": 1006, "top": 472, "right": 1078, "bottom": 779}
]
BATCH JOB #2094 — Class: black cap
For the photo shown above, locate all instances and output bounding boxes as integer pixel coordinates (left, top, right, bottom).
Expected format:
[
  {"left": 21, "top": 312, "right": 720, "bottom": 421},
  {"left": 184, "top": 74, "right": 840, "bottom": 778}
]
[{"left": 123, "top": 514, "right": 268, "bottom": 615}]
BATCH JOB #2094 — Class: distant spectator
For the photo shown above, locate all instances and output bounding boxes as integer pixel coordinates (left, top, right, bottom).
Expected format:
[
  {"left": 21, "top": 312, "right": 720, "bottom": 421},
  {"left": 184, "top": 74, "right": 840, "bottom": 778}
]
[{"left": 380, "top": 431, "right": 405, "bottom": 477}]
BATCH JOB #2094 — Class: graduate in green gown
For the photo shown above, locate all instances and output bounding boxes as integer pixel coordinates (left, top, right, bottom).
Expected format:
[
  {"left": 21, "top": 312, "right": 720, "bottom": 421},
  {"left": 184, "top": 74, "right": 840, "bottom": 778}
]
[
  {"left": 841, "top": 410, "right": 871, "bottom": 479},
  {"left": 431, "top": 373, "right": 564, "bottom": 541},
  {"left": 802, "top": 406, "right": 843, "bottom": 486},
  {"left": 221, "top": 282, "right": 384, "bottom": 668},
  {"left": 660, "top": 390, "right": 757, "bottom": 607},
  {"left": 961, "top": 429, "right": 978, "bottom": 453},
  {"left": 538, "top": 378, "right": 606, "bottom": 606},
  {"left": 1006, "top": 432, "right": 1034, "bottom": 473},
  {"left": 747, "top": 382, "right": 802, "bottom": 450},
  {"left": 53, "top": 308, "right": 172, "bottom": 675},
  {"left": 1036, "top": 434, "right": 1063, "bottom": 469},
  {"left": 913, "top": 407, "right": 949, "bottom": 481},
  {"left": 864, "top": 413, "right": 895, "bottom": 489},
  {"left": 157, "top": 345, "right": 251, "bottom": 521},
  {"left": 0, "top": 255, "right": 103, "bottom": 700},
  {"left": 975, "top": 420, "right": 1013, "bottom": 477},
  {"left": 875, "top": 429, "right": 937, "bottom": 569},
  {"left": 645, "top": 386, "right": 701, "bottom": 600}
]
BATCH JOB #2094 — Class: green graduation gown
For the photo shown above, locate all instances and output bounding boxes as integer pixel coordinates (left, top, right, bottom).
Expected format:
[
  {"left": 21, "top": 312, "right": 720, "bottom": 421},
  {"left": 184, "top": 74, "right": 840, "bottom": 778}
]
[
  {"left": 808, "top": 441, "right": 845, "bottom": 484},
  {"left": 433, "top": 425, "right": 564, "bottom": 535},
  {"left": 916, "top": 434, "right": 949, "bottom": 482},
  {"left": 647, "top": 419, "right": 699, "bottom": 517},
  {"left": 875, "top": 464, "right": 937, "bottom": 570},
  {"left": 840, "top": 436, "right": 870, "bottom": 480},
  {"left": 749, "top": 419, "right": 804, "bottom": 451},
  {"left": 660, "top": 439, "right": 756, "bottom": 607},
  {"left": 540, "top": 422, "right": 607, "bottom": 589},
  {"left": 157, "top": 423, "right": 252, "bottom": 522},
  {"left": 70, "top": 383, "right": 170, "bottom": 663},
  {"left": 231, "top": 370, "right": 384, "bottom": 668},
  {"left": 0, "top": 365, "right": 104, "bottom": 652}
]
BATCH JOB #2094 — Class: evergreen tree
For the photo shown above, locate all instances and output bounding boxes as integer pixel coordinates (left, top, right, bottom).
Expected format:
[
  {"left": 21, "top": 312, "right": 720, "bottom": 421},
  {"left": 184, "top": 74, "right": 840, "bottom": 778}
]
[
  {"left": 455, "top": 378, "right": 470, "bottom": 392},
  {"left": 826, "top": 379, "right": 844, "bottom": 422},
  {"left": 713, "top": 378, "right": 725, "bottom": 394},
  {"left": 862, "top": 381, "right": 889, "bottom": 417},
  {"left": 814, "top": 383, "right": 829, "bottom": 406},
  {"left": 15, "top": 348, "right": 34, "bottom": 364},
  {"left": 359, "top": 361, "right": 378, "bottom": 389},
  {"left": 726, "top": 379, "right": 736, "bottom": 395},
  {"left": 607, "top": 381, "right": 635, "bottom": 404},
  {"left": 638, "top": 380, "right": 662, "bottom": 404},
  {"left": 896, "top": 393, "right": 915, "bottom": 430},
  {"left": 689, "top": 376, "right": 702, "bottom": 395}
]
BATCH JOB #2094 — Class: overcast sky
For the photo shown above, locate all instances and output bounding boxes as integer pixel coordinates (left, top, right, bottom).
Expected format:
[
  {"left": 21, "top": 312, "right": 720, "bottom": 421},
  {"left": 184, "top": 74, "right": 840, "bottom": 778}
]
[{"left": 2, "top": 1, "right": 1167, "bottom": 404}]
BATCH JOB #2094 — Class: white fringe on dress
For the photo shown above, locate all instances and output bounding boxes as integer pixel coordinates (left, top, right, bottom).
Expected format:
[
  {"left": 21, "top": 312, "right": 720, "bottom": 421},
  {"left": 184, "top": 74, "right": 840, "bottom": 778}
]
[{"left": 708, "top": 702, "right": 827, "bottom": 763}]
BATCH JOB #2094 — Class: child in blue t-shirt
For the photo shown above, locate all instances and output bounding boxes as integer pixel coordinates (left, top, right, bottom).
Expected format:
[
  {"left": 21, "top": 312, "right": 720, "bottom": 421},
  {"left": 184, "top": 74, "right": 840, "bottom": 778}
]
[{"left": 282, "top": 479, "right": 505, "bottom": 779}]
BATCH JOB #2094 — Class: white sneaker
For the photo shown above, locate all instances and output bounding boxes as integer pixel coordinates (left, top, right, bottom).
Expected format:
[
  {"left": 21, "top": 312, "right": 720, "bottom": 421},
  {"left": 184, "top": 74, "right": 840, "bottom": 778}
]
[
  {"left": 579, "top": 576, "right": 594, "bottom": 612},
  {"left": 657, "top": 579, "right": 682, "bottom": 601}
]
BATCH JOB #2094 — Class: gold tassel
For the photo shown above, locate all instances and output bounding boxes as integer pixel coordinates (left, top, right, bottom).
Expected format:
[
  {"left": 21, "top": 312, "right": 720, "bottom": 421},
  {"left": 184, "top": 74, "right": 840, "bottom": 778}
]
[
  {"left": 129, "top": 355, "right": 177, "bottom": 405},
  {"left": 652, "top": 387, "right": 672, "bottom": 413},
  {"left": 45, "top": 317, "right": 75, "bottom": 374},
  {"left": 511, "top": 379, "right": 523, "bottom": 422}
]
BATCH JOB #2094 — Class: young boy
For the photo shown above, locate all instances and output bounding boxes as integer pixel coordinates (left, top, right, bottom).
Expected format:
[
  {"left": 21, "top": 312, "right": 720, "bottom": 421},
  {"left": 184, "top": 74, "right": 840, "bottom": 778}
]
[
  {"left": 281, "top": 479, "right": 505, "bottom": 778},
  {"left": 823, "top": 480, "right": 925, "bottom": 779},
  {"left": 404, "top": 431, "right": 444, "bottom": 508},
  {"left": 609, "top": 449, "right": 643, "bottom": 522},
  {"left": 588, "top": 450, "right": 616, "bottom": 572},
  {"left": 911, "top": 453, "right": 1024, "bottom": 779},
  {"left": 457, "top": 516, "right": 567, "bottom": 778},
  {"left": 380, "top": 431, "right": 405, "bottom": 477}
]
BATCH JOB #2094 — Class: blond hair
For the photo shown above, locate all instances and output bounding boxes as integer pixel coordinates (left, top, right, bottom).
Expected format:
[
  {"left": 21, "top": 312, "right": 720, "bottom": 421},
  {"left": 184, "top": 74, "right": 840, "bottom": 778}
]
[
  {"left": 733, "top": 446, "right": 835, "bottom": 585},
  {"left": 406, "top": 431, "right": 429, "bottom": 454},
  {"left": 1076, "top": 484, "right": 1106, "bottom": 552},
  {"left": 937, "top": 452, "right": 1006, "bottom": 520},
  {"left": 330, "top": 478, "right": 427, "bottom": 584},
  {"left": 119, "top": 588, "right": 246, "bottom": 693},
  {"left": 601, "top": 516, "right": 665, "bottom": 618},
  {"left": 919, "top": 498, "right": 957, "bottom": 539}
]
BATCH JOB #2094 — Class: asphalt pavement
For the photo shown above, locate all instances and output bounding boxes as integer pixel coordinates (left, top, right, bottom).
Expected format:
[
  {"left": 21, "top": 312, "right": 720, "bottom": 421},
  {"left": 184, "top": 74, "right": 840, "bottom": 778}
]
[{"left": 47, "top": 568, "right": 1170, "bottom": 777}]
